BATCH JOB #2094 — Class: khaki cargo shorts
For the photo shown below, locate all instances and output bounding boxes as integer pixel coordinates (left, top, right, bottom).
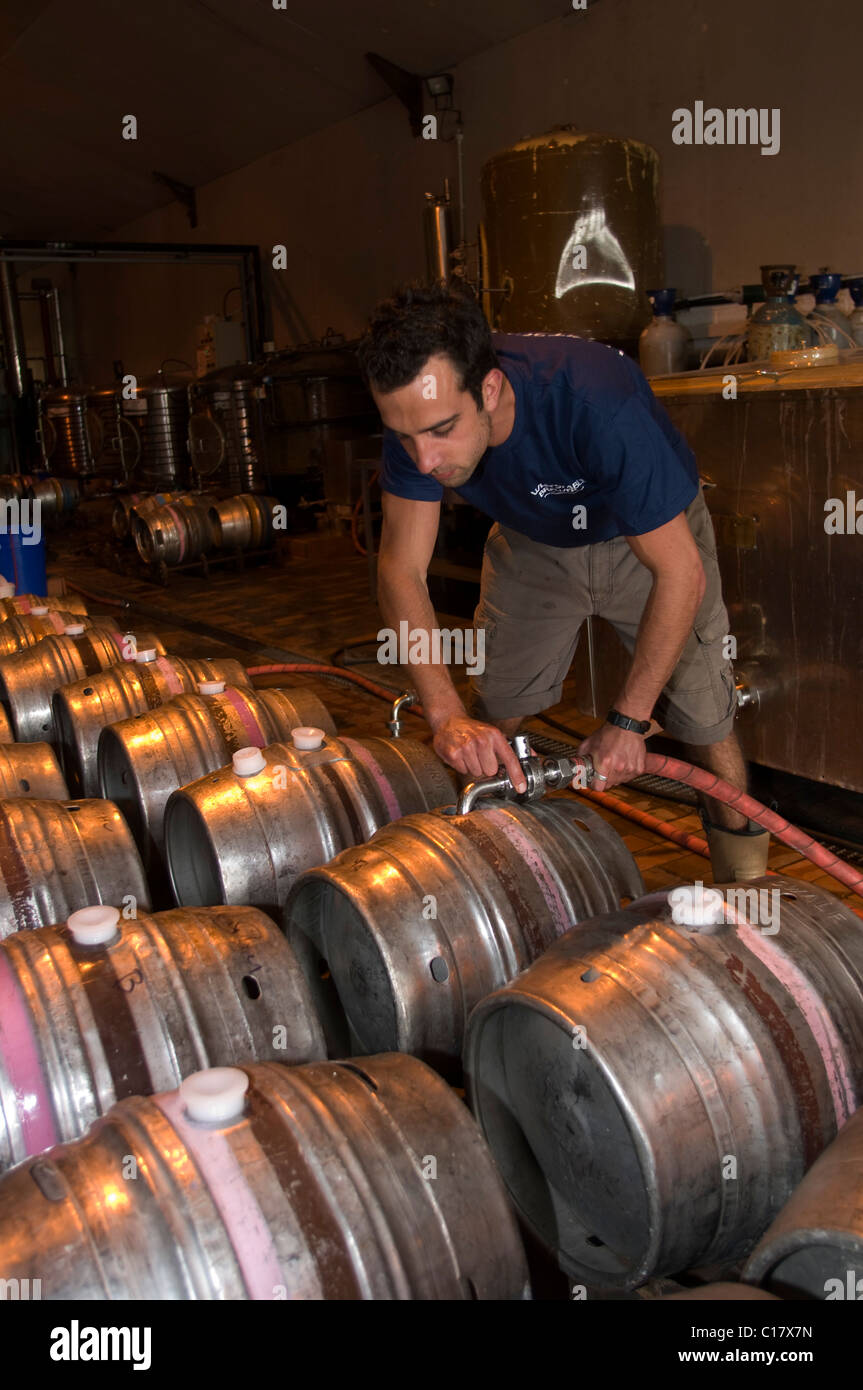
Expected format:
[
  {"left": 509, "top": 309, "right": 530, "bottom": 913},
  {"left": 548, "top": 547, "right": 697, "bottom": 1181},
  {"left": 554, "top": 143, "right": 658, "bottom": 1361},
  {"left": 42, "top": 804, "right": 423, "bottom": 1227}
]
[{"left": 468, "top": 485, "right": 737, "bottom": 746}]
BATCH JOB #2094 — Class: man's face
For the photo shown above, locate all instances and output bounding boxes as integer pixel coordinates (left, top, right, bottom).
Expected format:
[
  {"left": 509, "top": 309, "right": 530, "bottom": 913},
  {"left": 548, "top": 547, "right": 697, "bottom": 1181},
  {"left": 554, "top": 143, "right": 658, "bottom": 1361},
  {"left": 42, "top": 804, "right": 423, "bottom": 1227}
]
[{"left": 371, "top": 353, "right": 496, "bottom": 488}]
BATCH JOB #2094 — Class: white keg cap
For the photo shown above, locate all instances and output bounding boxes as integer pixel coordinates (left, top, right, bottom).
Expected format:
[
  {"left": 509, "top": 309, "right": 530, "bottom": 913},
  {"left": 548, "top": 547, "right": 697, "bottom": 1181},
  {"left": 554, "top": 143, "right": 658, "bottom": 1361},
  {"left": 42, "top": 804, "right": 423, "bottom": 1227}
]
[
  {"left": 180, "top": 1067, "right": 249, "bottom": 1124},
  {"left": 67, "top": 904, "right": 121, "bottom": 946},
  {"left": 668, "top": 883, "right": 726, "bottom": 928},
  {"left": 134, "top": 648, "right": 158, "bottom": 663},
  {"left": 232, "top": 746, "right": 266, "bottom": 776},
  {"left": 64, "top": 622, "right": 86, "bottom": 636},
  {"left": 197, "top": 680, "right": 225, "bottom": 695},
  {"left": 0, "top": 581, "right": 15, "bottom": 597},
  {"left": 30, "top": 605, "right": 49, "bottom": 616},
  {"left": 291, "top": 726, "right": 325, "bottom": 750}
]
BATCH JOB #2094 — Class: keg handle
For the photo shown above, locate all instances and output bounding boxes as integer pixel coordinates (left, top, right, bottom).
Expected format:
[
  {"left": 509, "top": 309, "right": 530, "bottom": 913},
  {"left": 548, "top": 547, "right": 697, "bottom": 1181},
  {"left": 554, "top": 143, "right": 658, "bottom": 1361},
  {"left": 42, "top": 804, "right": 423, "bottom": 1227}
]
[
  {"left": 456, "top": 738, "right": 594, "bottom": 813},
  {"left": 387, "top": 691, "right": 417, "bottom": 738}
]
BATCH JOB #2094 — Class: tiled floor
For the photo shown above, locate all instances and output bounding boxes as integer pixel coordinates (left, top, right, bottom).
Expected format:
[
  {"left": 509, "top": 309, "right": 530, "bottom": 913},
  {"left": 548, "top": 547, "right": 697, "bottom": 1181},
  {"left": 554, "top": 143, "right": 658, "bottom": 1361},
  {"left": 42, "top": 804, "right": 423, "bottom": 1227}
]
[{"left": 55, "top": 513, "right": 863, "bottom": 915}]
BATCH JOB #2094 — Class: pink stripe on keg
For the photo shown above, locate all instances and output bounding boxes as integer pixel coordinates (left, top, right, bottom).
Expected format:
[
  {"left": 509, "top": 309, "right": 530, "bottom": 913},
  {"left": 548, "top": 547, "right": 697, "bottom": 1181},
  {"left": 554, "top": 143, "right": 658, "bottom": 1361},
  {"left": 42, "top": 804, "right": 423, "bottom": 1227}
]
[
  {"left": 0, "top": 952, "right": 59, "bottom": 1155},
  {"left": 732, "top": 913, "right": 856, "bottom": 1126},
  {"left": 154, "top": 657, "right": 183, "bottom": 695},
  {"left": 164, "top": 505, "right": 187, "bottom": 562},
  {"left": 220, "top": 686, "right": 265, "bottom": 746},
  {"left": 47, "top": 611, "right": 67, "bottom": 634},
  {"left": 153, "top": 1088, "right": 283, "bottom": 1300},
  {"left": 482, "top": 807, "right": 572, "bottom": 936},
  {"left": 340, "top": 737, "right": 401, "bottom": 822}
]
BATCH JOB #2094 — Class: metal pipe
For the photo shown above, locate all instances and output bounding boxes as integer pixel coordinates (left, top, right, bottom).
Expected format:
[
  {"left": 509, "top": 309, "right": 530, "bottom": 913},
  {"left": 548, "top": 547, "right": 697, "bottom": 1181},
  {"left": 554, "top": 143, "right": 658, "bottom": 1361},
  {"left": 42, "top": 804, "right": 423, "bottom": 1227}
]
[
  {"left": 37, "top": 291, "right": 56, "bottom": 384},
  {"left": 51, "top": 288, "right": 68, "bottom": 385},
  {"left": 424, "top": 192, "right": 452, "bottom": 281},
  {"left": 457, "top": 772, "right": 512, "bottom": 813},
  {"left": 0, "top": 262, "right": 27, "bottom": 397},
  {"left": 387, "top": 690, "right": 416, "bottom": 737},
  {"left": 455, "top": 127, "right": 466, "bottom": 248}
]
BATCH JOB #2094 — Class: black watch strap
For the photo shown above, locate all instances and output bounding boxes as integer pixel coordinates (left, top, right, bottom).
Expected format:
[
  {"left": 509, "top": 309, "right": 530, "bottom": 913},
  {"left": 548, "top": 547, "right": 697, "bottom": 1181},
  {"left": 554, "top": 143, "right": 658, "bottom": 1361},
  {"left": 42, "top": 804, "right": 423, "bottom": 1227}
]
[{"left": 606, "top": 707, "right": 651, "bottom": 735}]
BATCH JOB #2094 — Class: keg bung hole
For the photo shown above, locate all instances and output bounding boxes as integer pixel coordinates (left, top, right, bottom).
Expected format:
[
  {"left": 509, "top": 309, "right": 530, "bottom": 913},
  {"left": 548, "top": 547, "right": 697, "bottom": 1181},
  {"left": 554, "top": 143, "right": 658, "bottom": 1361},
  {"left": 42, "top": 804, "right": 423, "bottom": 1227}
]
[
  {"left": 83, "top": 687, "right": 94, "bottom": 696},
  {"left": 585, "top": 1235, "right": 605, "bottom": 1248},
  {"left": 780, "top": 892, "right": 798, "bottom": 900},
  {"left": 242, "top": 975, "right": 262, "bottom": 1000},
  {"left": 65, "top": 805, "right": 80, "bottom": 813},
  {"left": 430, "top": 956, "right": 450, "bottom": 982},
  {"left": 581, "top": 967, "right": 601, "bottom": 983},
  {"left": 42, "top": 722, "right": 50, "bottom": 732},
  {"left": 18, "top": 778, "right": 29, "bottom": 792},
  {"left": 574, "top": 820, "right": 592, "bottom": 833}
]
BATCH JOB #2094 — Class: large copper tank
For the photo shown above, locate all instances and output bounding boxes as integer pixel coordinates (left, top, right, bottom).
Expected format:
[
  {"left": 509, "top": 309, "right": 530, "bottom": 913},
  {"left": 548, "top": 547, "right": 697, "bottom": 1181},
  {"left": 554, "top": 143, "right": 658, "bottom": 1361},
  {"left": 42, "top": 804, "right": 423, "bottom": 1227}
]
[{"left": 480, "top": 126, "right": 661, "bottom": 344}]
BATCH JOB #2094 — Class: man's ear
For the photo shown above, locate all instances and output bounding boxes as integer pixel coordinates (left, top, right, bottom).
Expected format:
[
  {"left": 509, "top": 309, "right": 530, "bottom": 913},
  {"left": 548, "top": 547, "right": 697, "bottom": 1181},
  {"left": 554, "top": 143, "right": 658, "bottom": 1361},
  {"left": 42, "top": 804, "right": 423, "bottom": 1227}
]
[{"left": 482, "top": 368, "right": 504, "bottom": 410}]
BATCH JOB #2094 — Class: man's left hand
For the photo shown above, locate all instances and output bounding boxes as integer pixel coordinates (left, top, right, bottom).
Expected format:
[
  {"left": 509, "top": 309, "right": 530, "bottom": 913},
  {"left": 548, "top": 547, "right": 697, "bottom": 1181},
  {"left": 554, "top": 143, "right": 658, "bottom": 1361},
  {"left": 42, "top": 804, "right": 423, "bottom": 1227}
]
[{"left": 578, "top": 724, "right": 647, "bottom": 791}]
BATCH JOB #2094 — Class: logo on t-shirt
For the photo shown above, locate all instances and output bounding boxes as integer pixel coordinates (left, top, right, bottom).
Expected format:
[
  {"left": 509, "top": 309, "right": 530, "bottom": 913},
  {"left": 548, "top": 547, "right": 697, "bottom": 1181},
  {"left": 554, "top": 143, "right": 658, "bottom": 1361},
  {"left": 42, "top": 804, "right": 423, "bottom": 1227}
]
[{"left": 530, "top": 480, "right": 585, "bottom": 500}]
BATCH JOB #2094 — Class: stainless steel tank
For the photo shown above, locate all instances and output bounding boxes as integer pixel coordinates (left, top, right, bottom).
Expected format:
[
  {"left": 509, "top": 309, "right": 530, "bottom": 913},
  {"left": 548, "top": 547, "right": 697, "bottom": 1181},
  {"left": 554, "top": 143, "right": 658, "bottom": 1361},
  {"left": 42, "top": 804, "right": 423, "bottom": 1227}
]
[
  {"left": 743, "top": 1106, "right": 863, "bottom": 1299},
  {"left": 53, "top": 654, "right": 252, "bottom": 798},
  {"left": 98, "top": 684, "right": 336, "bottom": 869},
  {"left": 0, "top": 903, "right": 327, "bottom": 1171},
  {"left": 0, "top": 797, "right": 151, "bottom": 937},
  {"left": 188, "top": 365, "right": 266, "bottom": 492},
  {"left": 481, "top": 126, "right": 661, "bottom": 344},
  {"left": 256, "top": 340, "right": 378, "bottom": 514},
  {"left": 285, "top": 799, "right": 642, "bottom": 1073},
  {"left": 121, "top": 374, "right": 191, "bottom": 489},
  {"left": 37, "top": 387, "right": 92, "bottom": 474},
  {"left": 0, "top": 1055, "right": 530, "bottom": 1299},
  {"left": 0, "top": 624, "right": 167, "bottom": 742},
  {"left": 163, "top": 733, "right": 458, "bottom": 917},
  {"left": 84, "top": 386, "right": 141, "bottom": 478},
  {"left": 0, "top": 743, "right": 68, "bottom": 799},
  {"left": 465, "top": 876, "right": 863, "bottom": 1290}
]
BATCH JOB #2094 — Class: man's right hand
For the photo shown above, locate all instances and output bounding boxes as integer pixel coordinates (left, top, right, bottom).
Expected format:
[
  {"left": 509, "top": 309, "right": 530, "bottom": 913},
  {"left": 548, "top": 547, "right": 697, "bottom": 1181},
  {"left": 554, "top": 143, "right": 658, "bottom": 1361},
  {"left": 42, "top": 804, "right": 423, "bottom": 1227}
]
[{"left": 431, "top": 714, "right": 528, "bottom": 794}]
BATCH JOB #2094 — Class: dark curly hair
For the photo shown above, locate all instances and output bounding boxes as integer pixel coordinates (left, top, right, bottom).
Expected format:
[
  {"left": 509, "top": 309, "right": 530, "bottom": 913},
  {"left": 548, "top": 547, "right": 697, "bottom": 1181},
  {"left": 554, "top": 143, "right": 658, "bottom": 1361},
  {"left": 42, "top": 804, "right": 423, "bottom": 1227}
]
[{"left": 356, "top": 281, "right": 499, "bottom": 411}]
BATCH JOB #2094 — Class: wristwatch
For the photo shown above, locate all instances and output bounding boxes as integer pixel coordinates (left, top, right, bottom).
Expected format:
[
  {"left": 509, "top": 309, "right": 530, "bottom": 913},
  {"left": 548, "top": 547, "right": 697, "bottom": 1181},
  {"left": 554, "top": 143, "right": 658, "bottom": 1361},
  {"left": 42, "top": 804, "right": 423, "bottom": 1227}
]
[{"left": 606, "top": 707, "right": 651, "bottom": 736}]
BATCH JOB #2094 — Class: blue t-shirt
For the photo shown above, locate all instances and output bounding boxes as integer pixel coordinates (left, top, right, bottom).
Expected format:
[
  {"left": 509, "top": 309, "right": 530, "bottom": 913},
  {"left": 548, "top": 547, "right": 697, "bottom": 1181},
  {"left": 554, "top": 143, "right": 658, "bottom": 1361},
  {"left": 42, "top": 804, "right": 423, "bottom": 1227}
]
[{"left": 380, "top": 332, "right": 698, "bottom": 547}]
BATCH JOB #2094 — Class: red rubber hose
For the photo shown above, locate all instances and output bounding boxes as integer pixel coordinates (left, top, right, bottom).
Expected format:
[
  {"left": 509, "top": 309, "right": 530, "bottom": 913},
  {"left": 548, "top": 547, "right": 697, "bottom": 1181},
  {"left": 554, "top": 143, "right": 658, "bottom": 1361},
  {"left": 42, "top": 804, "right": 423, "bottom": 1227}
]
[
  {"left": 580, "top": 781, "right": 863, "bottom": 919},
  {"left": 578, "top": 785, "right": 710, "bottom": 856},
  {"left": 247, "top": 662, "right": 420, "bottom": 706},
  {"left": 639, "top": 751, "right": 863, "bottom": 900},
  {"left": 65, "top": 582, "right": 126, "bottom": 609}
]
